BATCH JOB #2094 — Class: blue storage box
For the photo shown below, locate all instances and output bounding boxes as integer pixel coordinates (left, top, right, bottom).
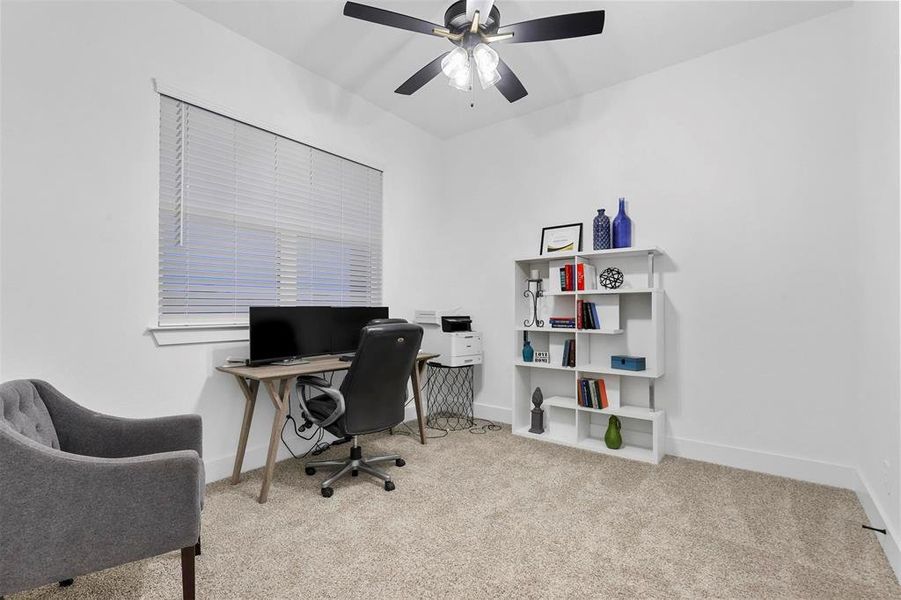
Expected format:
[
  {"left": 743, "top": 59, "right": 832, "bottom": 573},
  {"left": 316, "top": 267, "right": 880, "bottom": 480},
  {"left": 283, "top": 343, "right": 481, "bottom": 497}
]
[{"left": 611, "top": 355, "right": 646, "bottom": 371}]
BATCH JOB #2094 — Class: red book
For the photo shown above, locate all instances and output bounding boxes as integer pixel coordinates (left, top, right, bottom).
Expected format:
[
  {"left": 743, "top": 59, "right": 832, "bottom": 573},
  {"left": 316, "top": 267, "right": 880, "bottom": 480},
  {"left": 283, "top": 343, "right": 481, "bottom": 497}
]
[
  {"left": 597, "top": 379, "right": 609, "bottom": 409},
  {"left": 576, "top": 300, "right": 583, "bottom": 329},
  {"left": 577, "top": 264, "right": 585, "bottom": 291}
]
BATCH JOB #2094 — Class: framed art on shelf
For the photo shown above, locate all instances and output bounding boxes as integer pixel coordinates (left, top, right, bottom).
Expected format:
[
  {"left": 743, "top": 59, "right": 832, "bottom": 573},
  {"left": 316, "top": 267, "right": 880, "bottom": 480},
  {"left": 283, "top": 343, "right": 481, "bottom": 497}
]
[{"left": 540, "top": 223, "right": 583, "bottom": 255}]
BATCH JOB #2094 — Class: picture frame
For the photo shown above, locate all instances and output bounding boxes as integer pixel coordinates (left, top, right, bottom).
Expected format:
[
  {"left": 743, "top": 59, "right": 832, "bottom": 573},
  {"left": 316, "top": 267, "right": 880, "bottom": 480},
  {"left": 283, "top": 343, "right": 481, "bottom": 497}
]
[
  {"left": 540, "top": 223, "right": 583, "bottom": 255},
  {"left": 534, "top": 351, "right": 550, "bottom": 364}
]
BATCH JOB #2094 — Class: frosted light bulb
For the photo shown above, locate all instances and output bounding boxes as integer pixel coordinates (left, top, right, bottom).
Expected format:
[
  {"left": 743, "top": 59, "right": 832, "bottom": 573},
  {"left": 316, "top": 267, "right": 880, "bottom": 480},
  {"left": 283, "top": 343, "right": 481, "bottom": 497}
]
[
  {"left": 472, "top": 43, "right": 501, "bottom": 89},
  {"left": 441, "top": 47, "right": 469, "bottom": 78}
]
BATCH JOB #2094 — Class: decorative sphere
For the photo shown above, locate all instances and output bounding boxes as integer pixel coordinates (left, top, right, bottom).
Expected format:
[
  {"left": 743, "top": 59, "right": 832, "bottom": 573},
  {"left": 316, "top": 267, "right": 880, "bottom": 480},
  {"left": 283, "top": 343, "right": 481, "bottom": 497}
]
[{"left": 599, "top": 267, "right": 624, "bottom": 290}]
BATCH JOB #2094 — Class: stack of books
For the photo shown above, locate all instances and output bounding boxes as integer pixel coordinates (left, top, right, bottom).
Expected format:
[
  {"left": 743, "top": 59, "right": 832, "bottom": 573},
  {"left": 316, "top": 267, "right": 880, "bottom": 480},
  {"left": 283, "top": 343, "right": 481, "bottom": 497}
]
[
  {"left": 577, "top": 378, "right": 609, "bottom": 409},
  {"left": 576, "top": 300, "right": 602, "bottom": 329},
  {"left": 549, "top": 316, "right": 576, "bottom": 329},
  {"left": 562, "top": 339, "right": 576, "bottom": 367}
]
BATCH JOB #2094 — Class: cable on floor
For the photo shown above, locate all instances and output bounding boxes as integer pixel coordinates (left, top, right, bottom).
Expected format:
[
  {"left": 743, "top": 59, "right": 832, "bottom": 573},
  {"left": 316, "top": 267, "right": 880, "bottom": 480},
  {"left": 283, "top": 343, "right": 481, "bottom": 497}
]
[{"left": 280, "top": 371, "right": 337, "bottom": 458}]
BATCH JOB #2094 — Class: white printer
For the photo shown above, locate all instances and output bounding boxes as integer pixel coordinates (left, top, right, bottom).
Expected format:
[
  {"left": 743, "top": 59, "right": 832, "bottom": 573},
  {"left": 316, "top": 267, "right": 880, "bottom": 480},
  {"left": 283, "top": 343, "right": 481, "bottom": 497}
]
[{"left": 415, "top": 310, "right": 483, "bottom": 367}]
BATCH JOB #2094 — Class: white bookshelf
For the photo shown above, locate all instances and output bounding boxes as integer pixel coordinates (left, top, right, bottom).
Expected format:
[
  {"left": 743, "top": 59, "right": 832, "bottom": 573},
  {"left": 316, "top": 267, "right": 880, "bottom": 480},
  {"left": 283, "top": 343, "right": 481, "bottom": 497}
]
[{"left": 512, "top": 246, "right": 666, "bottom": 464}]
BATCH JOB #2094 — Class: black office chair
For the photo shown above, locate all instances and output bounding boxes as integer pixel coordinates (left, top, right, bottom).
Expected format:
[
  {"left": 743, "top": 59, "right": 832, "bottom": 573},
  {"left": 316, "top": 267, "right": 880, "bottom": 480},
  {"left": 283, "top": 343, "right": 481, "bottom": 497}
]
[
  {"left": 296, "top": 322, "right": 423, "bottom": 497},
  {"left": 366, "top": 318, "right": 409, "bottom": 326}
]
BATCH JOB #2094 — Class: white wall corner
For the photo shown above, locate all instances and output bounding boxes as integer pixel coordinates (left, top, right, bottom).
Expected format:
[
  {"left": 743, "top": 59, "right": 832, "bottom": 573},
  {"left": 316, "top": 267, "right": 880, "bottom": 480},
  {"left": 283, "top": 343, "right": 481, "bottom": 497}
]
[{"left": 855, "top": 471, "right": 901, "bottom": 583}]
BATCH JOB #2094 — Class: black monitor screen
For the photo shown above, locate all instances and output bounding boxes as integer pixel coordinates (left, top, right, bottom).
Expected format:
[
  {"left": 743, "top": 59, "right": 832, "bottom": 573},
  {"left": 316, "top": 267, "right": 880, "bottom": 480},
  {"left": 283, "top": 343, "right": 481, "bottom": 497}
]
[
  {"left": 330, "top": 306, "right": 389, "bottom": 354},
  {"left": 249, "top": 306, "right": 332, "bottom": 364}
]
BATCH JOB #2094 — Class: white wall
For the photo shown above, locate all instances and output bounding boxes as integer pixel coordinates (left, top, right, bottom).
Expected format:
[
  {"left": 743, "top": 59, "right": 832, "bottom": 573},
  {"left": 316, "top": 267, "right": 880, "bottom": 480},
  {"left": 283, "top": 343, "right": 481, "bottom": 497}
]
[
  {"left": 850, "top": 0, "right": 901, "bottom": 569},
  {"left": 0, "top": 0, "right": 443, "bottom": 480},
  {"left": 436, "top": 1, "right": 898, "bottom": 492}
]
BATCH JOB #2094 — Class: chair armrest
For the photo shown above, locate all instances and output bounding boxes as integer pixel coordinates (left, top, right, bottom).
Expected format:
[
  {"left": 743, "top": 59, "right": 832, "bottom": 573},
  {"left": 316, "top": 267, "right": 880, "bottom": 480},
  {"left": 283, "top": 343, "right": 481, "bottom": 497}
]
[
  {"left": 294, "top": 378, "right": 345, "bottom": 428},
  {"left": 32, "top": 380, "right": 202, "bottom": 458},
  {"left": 0, "top": 427, "right": 202, "bottom": 595}
]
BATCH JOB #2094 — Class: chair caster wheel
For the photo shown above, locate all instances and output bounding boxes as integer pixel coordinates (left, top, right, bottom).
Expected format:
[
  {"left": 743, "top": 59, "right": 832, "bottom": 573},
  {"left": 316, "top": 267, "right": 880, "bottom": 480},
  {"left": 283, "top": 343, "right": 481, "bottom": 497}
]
[
  {"left": 321, "top": 487, "right": 334, "bottom": 498},
  {"left": 352, "top": 469, "right": 359, "bottom": 477},
  {"left": 59, "top": 579, "right": 74, "bottom": 588},
  {"left": 395, "top": 458, "right": 406, "bottom": 467},
  {"left": 305, "top": 467, "right": 316, "bottom": 476},
  {"left": 384, "top": 481, "right": 395, "bottom": 492}
]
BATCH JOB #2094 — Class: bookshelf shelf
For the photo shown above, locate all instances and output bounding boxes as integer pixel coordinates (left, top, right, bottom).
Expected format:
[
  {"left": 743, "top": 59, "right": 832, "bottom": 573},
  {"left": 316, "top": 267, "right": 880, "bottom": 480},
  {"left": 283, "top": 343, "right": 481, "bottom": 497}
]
[{"left": 513, "top": 245, "right": 667, "bottom": 464}]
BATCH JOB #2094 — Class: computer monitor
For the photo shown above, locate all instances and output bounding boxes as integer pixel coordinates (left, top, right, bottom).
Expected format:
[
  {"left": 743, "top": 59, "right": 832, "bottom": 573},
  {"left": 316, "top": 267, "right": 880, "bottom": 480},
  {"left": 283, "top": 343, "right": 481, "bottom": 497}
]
[
  {"left": 330, "top": 306, "right": 389, "bottom": 354},
  {"left": 248, "top": 306, "right": 332, "bottom": 365},
  {"left": 248, "top": 306, "right": 390, "bottom": 365}
]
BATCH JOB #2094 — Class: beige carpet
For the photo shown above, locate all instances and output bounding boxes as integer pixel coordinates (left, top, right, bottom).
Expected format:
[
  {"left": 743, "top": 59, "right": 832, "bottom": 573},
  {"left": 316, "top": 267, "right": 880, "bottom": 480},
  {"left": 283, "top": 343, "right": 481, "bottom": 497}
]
[{"left": 11, "top": 425, "right": 901, "bottom": 599}]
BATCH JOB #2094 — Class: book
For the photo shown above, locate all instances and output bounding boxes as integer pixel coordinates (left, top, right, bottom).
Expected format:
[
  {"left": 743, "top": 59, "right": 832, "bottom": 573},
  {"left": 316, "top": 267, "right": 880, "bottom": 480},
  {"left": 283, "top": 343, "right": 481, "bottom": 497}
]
[
  {"left": 576, "top": 300, "right": 583, "bottom": 329},
  {"left": 577, "top": 264, "right": 585, "bottom": 291},
  {"left": 589, "top": 378, "right": 599, "bottom": 408},
  {"left": 580, "top": 379, "right": 591, "bottom": 408},
  {"left": 569, "top": 339, "right": 576, "bottom": 367},
  {"left": 559, "top": 267, "right": 566, "bottom": 291},
  {"left": 597, "top": 378, "right": 609, "bottom": 409},
  {"left": 564, "top": 264, "right": 574, "bottom": 291},
  {"left": 562, "top": 340, "right": 570, "bottom": 366},
  {"left": 590, "top": 303, "right": 601, "bottom": 330}
]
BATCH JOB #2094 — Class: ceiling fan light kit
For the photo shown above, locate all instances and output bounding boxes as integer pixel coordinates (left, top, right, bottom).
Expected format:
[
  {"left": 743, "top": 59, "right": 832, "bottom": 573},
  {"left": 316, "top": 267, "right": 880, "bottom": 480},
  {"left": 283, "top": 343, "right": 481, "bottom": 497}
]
[{"left": 343, "top": 0, "right": 606, "bottom": 104}]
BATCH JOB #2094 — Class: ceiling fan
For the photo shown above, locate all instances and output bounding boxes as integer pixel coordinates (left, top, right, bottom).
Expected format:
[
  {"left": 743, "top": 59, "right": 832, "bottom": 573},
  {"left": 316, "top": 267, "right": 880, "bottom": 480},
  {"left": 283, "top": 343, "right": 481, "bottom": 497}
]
[{"left": 343, "top": 0, "right": 606, "bottom": 103}]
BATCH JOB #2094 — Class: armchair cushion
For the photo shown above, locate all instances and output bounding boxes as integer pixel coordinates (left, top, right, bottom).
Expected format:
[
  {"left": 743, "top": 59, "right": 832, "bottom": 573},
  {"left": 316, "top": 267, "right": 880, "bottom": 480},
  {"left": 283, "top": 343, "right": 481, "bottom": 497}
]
[{"left": 0, "top": 380, "right": 59, "bottom": 449}]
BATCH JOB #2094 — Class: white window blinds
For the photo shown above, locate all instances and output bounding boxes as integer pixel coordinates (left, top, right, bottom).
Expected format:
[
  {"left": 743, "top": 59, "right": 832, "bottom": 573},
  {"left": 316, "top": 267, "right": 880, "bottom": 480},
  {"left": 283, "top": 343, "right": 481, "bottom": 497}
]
[{"left": 158, "top": 95, "right": 383, "bottom": 326}]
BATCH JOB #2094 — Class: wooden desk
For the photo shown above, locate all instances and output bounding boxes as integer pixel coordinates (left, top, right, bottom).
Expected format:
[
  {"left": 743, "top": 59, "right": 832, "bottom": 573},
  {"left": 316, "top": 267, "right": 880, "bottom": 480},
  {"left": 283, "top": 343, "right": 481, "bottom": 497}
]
[{"left": 217, "top": 352, "right": 438, "bottom": 503}]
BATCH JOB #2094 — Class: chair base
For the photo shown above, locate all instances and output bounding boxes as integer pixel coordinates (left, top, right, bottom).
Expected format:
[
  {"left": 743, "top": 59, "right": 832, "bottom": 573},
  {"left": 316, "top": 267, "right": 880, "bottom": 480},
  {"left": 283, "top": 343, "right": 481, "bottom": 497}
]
[
  {"left": 305, "top": 436, "right": 404, "bottom": 497},
  {"left": 59, "top": 579, "right": 74, "bottom": 587}
]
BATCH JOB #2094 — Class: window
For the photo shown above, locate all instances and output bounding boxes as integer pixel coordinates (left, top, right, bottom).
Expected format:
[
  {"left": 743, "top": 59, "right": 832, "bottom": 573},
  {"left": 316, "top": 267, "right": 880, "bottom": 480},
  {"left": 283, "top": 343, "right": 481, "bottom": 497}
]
[{"left": 158, "top": 96, "right": 383, "bottom": 326}]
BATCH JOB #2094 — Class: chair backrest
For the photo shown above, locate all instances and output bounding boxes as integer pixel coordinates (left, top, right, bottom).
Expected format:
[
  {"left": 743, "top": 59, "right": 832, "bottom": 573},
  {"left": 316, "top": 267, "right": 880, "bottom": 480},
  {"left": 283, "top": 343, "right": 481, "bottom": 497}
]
[
  {"left": 0, "top": 380, "right": 60, "bottom": 449},
  {"left": 339, "top": 323, "right": 423, "bottom": 435},
  {"left": 366, "top": 318, "right": 409, "bottom": 326}
]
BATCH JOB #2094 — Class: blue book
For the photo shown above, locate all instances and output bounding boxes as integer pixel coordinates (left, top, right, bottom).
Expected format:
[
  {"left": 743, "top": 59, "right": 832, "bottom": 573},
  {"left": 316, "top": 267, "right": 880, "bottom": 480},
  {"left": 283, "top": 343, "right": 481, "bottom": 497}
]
[
  {"left": 590, "top": 303, "right": 601, "bottom": 329},
  {"left": 580, "top": 379, "right": 591, "bottom": 407}
]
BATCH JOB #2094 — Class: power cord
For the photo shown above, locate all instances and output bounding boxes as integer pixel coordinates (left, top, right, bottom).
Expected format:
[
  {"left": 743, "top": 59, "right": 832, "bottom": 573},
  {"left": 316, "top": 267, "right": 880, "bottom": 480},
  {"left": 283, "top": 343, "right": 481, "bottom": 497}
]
[{"left": 280, "top": 371, "right": 338, "bottom": 459}]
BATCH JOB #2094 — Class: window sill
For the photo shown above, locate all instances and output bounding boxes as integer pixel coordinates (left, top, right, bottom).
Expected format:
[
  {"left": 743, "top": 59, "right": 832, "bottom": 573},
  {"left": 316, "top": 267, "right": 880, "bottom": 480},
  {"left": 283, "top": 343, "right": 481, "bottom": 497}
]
[{"left": 148, "top": 324, "right": 248, "bottom": 347}]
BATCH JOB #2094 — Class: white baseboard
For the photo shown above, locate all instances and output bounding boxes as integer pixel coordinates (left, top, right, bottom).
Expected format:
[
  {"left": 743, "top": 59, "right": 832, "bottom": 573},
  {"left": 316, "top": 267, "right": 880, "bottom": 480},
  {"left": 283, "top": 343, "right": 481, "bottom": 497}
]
[
  {"left": 666, "top": 435, "right": 859, "bottom": 489},
  {"left": 204, "top": 442, "right": 294, "bottom": 483},
  {"left": 473, "top": 402, "right": 512, "bottom": 424},
  {"left": 855, "top": 472, "right": 901, "bottom": 583}
]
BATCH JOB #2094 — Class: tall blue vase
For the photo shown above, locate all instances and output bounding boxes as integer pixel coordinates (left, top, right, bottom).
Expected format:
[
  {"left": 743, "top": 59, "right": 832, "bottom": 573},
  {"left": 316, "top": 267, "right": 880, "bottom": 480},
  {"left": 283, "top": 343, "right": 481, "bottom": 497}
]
[
  {"left": 593, "top": 209, "right": 611, "bottom": 250},
  {"left": 612, "top": 197, "right": 632, "bottom": 249}
]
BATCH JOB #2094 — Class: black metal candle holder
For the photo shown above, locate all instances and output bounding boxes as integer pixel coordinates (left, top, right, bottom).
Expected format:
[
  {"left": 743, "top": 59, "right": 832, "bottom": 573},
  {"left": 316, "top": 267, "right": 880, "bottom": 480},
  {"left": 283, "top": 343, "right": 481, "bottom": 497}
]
[{"left": 523, "top": 278, "right": 544, "bottom": 328}]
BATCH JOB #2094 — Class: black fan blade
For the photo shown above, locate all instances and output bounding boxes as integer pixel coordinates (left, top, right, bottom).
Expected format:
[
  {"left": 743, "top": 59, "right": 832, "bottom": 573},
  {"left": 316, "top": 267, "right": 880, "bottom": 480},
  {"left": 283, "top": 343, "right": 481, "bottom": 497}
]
[
  {"left": 496, "top": 58, "right": 527, "bottom": 103},
  {"left": 344, "top": 2, "right": 443, "bottom": 36},
  {"left": 497, "top": 10, "right": 605, "bottom": 43},
  {"left": 395, "top": 53, "right": 450, "bottom": 95}
]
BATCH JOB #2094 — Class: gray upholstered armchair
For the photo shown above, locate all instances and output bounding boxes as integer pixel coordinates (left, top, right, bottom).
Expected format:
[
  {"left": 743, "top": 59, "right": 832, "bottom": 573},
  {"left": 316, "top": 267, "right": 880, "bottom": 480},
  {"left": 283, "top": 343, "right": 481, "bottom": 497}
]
[{"left": 0, "top": 380, "right": 204, "bottom": 599}]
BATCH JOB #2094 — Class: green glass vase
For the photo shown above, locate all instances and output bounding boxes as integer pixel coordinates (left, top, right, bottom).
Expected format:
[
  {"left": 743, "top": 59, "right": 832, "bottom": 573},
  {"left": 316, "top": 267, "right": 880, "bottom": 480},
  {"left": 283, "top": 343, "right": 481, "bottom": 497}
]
[{"left": 604, "top": 416, "right": 622, "bottom": 449}]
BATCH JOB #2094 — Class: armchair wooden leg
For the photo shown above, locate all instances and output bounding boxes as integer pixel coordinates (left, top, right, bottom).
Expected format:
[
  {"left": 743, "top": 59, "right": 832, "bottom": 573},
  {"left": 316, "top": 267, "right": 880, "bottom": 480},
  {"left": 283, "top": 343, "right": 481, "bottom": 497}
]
[
  {"left": 59, "top": 579, "right": 74, "bottom": 587},
  {"left": 195, "top": 536, "right": 202, "bottom": 556},
  {"left": 181, "top": 546, "right": 196, "bottom": 600}
]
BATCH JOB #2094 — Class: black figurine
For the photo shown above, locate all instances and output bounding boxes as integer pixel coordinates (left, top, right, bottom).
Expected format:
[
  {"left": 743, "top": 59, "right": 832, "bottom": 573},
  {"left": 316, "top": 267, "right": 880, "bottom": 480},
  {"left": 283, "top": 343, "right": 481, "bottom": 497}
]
[
  {"left": 529, "top": 387, "right": 544, "bottom": 434},
  {"left": 599, "top": 267, "right": 624, "bottom": 290}
]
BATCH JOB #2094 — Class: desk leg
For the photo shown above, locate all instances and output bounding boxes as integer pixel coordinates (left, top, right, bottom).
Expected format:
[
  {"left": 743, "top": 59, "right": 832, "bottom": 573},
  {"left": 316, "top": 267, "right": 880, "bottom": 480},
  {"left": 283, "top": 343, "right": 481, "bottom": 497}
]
[
  {"left": 231, "top": 377, "right": 259, "bottom": 485},
  {"left": 411, "top": 360, "right": 427, "bottom": 445},
  {"left": 259, "top": 379, "right": 290, "bottom": 504}
]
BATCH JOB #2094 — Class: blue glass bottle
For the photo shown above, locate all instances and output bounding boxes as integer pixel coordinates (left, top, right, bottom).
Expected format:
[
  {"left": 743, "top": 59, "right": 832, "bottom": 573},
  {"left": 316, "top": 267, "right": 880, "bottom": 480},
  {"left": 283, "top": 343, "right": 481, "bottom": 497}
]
[
  {"left": 593, "top": 209, "right": 611, "bottom": 250},
  {"left": 612, "top": 197, "right": 632, "bottom": 248},
  {"left": 522, "top": 334, "right": 534, "bottom": 362}
]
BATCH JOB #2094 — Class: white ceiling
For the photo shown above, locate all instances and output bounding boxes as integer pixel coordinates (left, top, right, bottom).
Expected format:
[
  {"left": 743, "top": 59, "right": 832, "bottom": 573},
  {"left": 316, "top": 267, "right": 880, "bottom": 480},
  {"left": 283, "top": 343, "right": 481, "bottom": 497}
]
[{"left": 178, "top": 1, "right": 849, "bottom": 139}]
